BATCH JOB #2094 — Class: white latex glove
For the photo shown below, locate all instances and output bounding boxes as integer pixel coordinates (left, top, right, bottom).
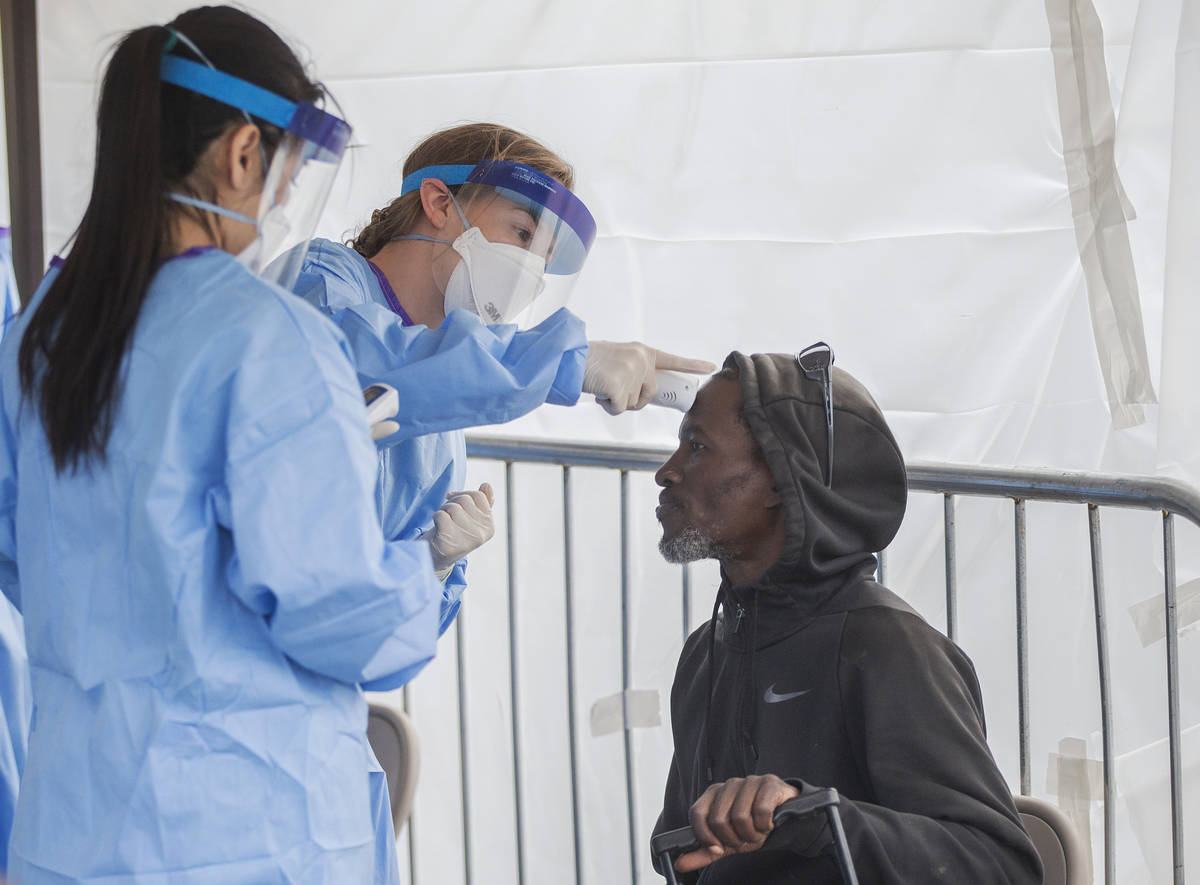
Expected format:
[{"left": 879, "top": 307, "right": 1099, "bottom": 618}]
[
  {"left": 427, "top": 483, "right": 496, "bottom": 573},
  {"left": 370, "top": 419, "right": 400, "bottom": 441},
  {"left": 583, "top": 341, "right": 717, "bottom": 415}
]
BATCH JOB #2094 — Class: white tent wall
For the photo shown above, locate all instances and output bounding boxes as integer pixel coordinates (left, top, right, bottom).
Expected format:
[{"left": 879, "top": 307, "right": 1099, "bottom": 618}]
[{"left": 34, "top": 2, "right": 1199, "bottom": 884}]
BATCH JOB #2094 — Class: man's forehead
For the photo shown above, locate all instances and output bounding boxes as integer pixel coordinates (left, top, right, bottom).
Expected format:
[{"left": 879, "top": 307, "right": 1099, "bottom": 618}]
[{"left": 681, "top": 375, "right": 743, "bottom": 435}]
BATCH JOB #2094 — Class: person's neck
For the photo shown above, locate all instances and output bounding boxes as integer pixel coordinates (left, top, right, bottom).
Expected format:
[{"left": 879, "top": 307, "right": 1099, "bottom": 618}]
[
  {"left": 370, "top": 239, "right": 447, "bottom": 328},
  {"left": 721, "top": 555, "right": 778, "bottom": 587},
  {"left": 168, "top": 216, "right": 220, "bottom": 257},
  {"left": 719, "top": 519, "right": 786, "bottom": 586}
]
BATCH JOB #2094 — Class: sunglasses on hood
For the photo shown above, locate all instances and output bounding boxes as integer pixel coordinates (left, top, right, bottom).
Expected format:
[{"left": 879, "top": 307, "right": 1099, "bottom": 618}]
[{"left": 795, "top": 341, "right": 835, "bottom": 488}]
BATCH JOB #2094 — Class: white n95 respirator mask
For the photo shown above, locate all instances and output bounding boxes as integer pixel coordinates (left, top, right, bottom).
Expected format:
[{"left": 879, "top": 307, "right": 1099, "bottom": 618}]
[{"left": 442, "top": 227, "right": 547, "bottom": 324}]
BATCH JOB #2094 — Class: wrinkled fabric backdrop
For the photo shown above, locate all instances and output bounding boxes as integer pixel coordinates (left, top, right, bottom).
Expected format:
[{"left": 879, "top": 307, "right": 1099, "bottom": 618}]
[{"left": 15, "top": 2, "right": 1200, "bottom": 882}]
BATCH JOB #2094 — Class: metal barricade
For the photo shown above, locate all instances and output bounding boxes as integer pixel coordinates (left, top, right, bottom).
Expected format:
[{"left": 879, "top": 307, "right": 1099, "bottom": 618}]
[{"left": 399, "top": 434, "right": 1197, "bottom": 885}]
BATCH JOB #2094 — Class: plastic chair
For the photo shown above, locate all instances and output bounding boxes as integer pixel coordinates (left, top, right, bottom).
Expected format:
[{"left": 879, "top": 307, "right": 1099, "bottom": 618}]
[
  {"left": 367, "top": 701, "right": 420, "bottom": 836},
  {"left": 1013, "top": 794, "right": 1089, "bottom": 885}
]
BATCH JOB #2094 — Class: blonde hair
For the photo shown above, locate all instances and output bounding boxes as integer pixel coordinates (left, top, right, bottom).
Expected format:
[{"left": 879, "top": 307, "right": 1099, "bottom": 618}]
[{"left": 350, "top": 123, "right": 575, "bottom": 258}]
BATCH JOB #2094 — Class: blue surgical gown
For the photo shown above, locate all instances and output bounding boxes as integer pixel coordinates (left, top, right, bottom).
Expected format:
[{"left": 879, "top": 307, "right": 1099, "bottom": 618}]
[
  {"left": 0, "top": 228, "right": 17, "bottom": 336},
  {"left": 293, "top": 240, "right": 587, "bottom": 882},
  {"left": 0, "top": 248, "right": 444, "bottom": 884},
  {"left": 293, "top": 239, "right": 588, "bottom": 622},
  {"left": 0, "top": 226, "right": 31, "bottom": 877}
]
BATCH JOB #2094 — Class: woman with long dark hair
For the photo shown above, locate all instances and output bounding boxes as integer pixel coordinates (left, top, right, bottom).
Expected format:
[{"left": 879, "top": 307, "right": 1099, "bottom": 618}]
[{"left": 0, "top": 8, "right": 444, "bottom": 881}]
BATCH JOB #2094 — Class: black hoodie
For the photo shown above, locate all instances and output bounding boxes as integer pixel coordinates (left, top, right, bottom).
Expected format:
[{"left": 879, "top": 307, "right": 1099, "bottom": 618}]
[{"left": 651, "top": 352, "right": 1042, "bottom": 884}]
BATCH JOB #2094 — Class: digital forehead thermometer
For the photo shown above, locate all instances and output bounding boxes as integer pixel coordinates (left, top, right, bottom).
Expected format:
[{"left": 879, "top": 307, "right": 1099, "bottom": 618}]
[
  {"left": 651, "top": 370, "right": 701, "bottom": 412},
  {"left": 595, "top": 370, "right": 703, "bottom": 413},
  {"left": 363, "top": 383, "right": 399, "bottom": 424}
]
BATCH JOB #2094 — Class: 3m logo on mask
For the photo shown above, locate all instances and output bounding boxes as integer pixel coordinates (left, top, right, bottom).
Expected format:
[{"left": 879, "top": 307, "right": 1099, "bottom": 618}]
[{"left": 444, "top": 228, "right": 548, "bottom": 325}]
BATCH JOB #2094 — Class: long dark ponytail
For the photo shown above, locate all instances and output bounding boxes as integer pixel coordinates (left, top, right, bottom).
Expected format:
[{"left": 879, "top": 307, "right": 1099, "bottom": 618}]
[{"left": 17, "top": 6, "right": 321, "bottom": 472}]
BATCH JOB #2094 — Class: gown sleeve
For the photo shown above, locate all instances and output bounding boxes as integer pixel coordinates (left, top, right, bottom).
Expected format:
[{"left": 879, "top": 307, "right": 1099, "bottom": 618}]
[
  {"left": 332, "top": 304, "right": 588, "bottom": 441},
  {"left": 214, "top": 299, "right": 446, "bottom": 688},
  {"left": 292, "top": 240, "right": 589, "bottom": 441}
]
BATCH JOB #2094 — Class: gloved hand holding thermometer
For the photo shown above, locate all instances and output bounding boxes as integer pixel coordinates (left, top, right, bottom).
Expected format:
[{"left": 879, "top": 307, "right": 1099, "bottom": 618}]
[
  {"left": 648, "top": 370, "right": 703, "bottom": 412},
  {"left": 427, "top": 483, "right": 496, "bottom": 580},
  {"left": 584, "top": 341, "right": 715, "bottom": 414}
]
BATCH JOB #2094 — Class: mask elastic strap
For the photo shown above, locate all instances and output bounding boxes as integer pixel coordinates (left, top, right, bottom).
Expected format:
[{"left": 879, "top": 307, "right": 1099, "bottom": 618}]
[
  {"left": 165, "top": 28, "right": 256, "bottom": 134},
  {"left": 165, "top": 192, "right": 258, "bottom": 228},
  {"left": 391, "top": 192, "right": 474, "bottom": 246},
  {"left": 165, "top": 28, "right": 211, "bottom": 66},
  {"left": 391, "top": 233, "right": 449, "bottom": 246},
  {"left": 448, "top": 192, "right": 471, "bottom": 230}
]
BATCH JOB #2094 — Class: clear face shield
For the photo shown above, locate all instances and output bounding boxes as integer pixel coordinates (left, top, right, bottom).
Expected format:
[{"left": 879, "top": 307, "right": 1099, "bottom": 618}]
[
  {"left": 397, "top": 161, "right": 597, "bottom": 326},
  {"left": 160, "top": 54, "right": 352, "bottom": 291},
  {"left": 248, "top": 105, "right": 351, "bottom": 289}
]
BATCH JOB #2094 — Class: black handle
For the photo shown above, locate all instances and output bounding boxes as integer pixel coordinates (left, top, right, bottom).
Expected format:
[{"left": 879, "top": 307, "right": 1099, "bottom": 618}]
[
  {"left": 651, "top": 787, "right": 858, "bottom": 885},
  {"left": 652, "top": 827, "right": 696, "bottom": 885},
  {"left": 772, "top": 787, "right": 840, "bottom": 823}
]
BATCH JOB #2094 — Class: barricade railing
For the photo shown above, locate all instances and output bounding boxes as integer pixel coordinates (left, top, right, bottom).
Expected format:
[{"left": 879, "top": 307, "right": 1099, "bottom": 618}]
[{"left": 404, "top": 434, "right": 1196, "bottom": 885}]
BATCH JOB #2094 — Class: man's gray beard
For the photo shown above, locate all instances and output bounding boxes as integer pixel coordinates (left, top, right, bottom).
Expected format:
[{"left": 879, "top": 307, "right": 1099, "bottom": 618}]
[{"left": 659, "top": 526, "right": 729, "bottom": 564}]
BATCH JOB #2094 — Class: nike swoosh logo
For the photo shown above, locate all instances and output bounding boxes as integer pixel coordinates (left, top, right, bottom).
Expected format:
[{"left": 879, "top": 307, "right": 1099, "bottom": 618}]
[{"left": 763, "top": 683, "right": 812, "bottom": 704}]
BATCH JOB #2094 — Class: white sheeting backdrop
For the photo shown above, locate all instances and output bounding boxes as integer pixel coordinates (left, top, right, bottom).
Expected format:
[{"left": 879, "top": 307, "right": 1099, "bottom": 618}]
[{"left": 31, "top": 2, "right": 1200, "bottom": 883}]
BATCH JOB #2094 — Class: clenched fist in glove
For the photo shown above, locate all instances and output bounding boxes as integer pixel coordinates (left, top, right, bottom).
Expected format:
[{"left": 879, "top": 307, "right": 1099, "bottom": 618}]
[
  {"left": 583, "top": 341, "right": 716, "bottom": 415},
  {"left": 427, "top": 483, "right": 496, "bottom": 576}
]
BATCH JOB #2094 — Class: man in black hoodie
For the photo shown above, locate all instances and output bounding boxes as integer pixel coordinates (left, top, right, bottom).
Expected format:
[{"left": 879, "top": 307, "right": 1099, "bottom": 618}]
[{"left": 650, "top": 351, "right": 1041, "bottom": 884}]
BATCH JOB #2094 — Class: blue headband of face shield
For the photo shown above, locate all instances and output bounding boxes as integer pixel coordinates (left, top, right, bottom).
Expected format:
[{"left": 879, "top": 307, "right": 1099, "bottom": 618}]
[
  {"left": 159, "top": 55, "right": 351, "bottom": 162},
  {"left": 399, "top": 161, "right": 596, "bottom": 275}
]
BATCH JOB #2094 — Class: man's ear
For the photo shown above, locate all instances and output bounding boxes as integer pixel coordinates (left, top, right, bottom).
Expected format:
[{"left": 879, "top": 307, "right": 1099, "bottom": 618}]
[
  {"left": 419, "top": 179, "right": 455, "bottom": 231},
  {"left": 764, "top": 484, "right": 782, "bottom": 509},
  {"left": 225, "top": 122, "right": 263, "bottom": 194}
]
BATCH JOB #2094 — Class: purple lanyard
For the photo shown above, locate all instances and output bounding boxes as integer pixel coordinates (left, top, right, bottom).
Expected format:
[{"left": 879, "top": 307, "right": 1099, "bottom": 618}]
[
  {"left": 171, "top": 245, "right": 219, "bottom": 262},
  {"left": 368, "top": 260, "right": 414, "bottom": 326}
]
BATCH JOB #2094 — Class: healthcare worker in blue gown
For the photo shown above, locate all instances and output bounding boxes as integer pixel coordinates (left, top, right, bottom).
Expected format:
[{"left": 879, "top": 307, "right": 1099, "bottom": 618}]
[
  {"left": 0, "top": 8, "right": 452, "bottom": 882},
  {"left": 290, "top": 123, "right": 717, "bottom": 634},
  {"left": 0, "top": 225, "right": 32, "bottom": 877}
]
